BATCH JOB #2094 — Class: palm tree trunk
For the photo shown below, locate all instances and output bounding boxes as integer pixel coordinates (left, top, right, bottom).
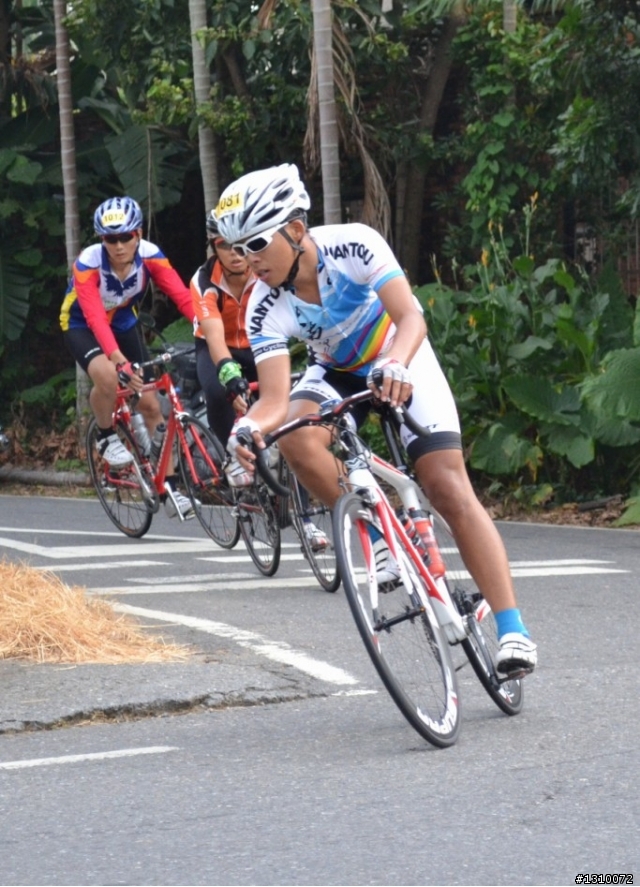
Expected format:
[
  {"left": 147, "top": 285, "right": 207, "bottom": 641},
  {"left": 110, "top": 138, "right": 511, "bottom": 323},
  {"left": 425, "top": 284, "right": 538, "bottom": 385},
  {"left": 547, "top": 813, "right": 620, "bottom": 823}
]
[
  {"left": 53, "top": 0, "right": 90, "bottom": 435},
  {"left": 312, "top": 0, "right": 341, "bottom": 223},
  {"left": 189, "top": 0, "right": 219, "bottom": 212}
]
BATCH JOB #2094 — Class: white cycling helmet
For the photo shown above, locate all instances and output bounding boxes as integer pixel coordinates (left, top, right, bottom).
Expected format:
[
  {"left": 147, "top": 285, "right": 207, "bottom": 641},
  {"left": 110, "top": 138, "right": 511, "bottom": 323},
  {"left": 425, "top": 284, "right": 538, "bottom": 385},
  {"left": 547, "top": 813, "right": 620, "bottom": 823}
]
[{"left": 214, "top": 164, "right": 310, "bottom": 243}]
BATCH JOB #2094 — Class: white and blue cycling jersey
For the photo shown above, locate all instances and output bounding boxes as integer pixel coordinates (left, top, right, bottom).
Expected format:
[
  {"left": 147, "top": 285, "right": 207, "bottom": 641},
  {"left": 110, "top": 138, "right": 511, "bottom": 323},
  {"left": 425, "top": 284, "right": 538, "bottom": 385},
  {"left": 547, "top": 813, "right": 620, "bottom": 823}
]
[{"left": 246, "top": 223, "right": 408, "bottom": 377}]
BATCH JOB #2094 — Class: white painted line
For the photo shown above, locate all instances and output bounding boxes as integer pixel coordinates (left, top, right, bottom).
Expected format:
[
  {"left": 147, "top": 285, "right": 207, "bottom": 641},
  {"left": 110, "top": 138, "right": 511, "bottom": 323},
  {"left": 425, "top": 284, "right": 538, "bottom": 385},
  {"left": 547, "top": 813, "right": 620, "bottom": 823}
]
[
  {"left": 92, "top": 576, "right": 323, "bottom": 595},
  {"left": 512, "top": 565, "right": 627, "bottom": 577},
  {"left": 113, "top": 603, "right": 359, "bottom": 686},
  {"left": 0, "top": 527, "right": 196, "bottom": 539},
  {"left": 0, "top": 538, "right": 220, "bottom": 559},
  {"left": 128, "top": 572, "right": 257, "bottom": 585},
  {"left": 0, "top": 746, "right": 178, "bottom": 771},
  {"left": 511, "top": 558, "right": 614, "bottom": 567},
  {"left": 197, "top": 553, "right": 305, "bottom": 563},
  {"left": 35, "top": 560, "right": 170, "bottom": 572}
]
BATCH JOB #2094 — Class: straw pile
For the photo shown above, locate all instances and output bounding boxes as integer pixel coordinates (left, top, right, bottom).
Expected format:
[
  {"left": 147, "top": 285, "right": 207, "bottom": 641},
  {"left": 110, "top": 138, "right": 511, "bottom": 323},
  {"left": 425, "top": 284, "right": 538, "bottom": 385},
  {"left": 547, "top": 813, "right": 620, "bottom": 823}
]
[{"left": 0, "top": 560, "right": 189, "bottom": 664}]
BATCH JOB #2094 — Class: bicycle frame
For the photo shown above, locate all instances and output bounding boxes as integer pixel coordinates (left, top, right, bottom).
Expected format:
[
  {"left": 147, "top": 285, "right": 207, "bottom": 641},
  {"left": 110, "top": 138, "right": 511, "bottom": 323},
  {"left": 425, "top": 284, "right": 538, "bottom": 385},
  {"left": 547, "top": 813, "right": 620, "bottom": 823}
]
[
  {"left": 347, "top": 449, "right": 469, "bottom": 644},
  {"left": 115, "top": 362, "right": 218, "bottom": 496},
  {"left": 260, "top": 391, "right": 483, "bottom": 643}
]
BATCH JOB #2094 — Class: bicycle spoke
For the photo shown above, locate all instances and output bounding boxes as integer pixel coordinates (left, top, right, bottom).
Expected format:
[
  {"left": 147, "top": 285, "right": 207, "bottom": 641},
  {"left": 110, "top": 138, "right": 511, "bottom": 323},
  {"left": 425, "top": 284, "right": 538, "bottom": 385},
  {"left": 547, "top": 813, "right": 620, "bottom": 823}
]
[
  {"left": 177, "top": 415, "right": 240, "bottom": 548},
  {"left": 334, "top": 492, "right": 460, "bottom": 748},
  {"left": 429, "top": 507, "right": 524, "bottom": 715},
  {"left": 85, "top": 417, "right": 155, "bottom": 538},
  {"left": 290, "top": 474, "right": 340, "bottom": 593},
  {"left": 236, "top": 481, "right": 281, "bottom": 576}
]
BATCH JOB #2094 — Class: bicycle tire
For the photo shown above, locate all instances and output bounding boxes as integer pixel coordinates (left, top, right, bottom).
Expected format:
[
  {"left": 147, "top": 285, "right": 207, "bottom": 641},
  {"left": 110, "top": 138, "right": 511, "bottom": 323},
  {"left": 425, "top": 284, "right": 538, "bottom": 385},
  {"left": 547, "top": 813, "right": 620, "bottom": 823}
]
[
  {"left": 85, "top": 416, "right": 156, "bottom": 538},
  {"left": 177, "top": 414, "right": 240, "bottom": 549},
  {"left": 428, "top": 507, "right": 524, "bottom": 715},
  {"left": 288, "top": 468, "right": 340, "bottom": 593},
  {"left": 333, "top": 491, "right": 460, "bottom": 748},
  {"left": 236, "top": 479, "right": 281, "bottom": 576}
]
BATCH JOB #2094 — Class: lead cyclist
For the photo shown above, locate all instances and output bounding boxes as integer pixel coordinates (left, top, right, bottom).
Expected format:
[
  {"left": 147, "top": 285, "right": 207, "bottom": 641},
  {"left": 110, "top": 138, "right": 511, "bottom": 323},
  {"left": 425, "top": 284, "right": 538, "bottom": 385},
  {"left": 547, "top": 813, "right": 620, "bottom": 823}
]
[{"left": 215, "top": 163, "right": 537, "bottom": 677}]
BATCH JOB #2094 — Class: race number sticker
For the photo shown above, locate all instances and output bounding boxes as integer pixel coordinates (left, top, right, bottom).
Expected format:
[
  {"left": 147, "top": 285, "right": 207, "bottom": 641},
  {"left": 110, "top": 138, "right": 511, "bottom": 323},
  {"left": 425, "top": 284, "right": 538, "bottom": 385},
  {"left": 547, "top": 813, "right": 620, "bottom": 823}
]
[
  {"left": 215, "top": 192, "right": 243, "bottom": 218},
  {"left": 100, "top": 209, "right": 126, "bottom": 226}
]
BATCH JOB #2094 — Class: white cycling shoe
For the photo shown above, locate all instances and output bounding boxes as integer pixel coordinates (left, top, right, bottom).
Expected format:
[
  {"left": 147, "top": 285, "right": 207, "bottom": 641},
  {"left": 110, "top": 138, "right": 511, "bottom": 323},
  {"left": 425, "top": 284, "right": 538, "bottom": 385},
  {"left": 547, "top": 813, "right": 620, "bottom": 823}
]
[
  {"left": 303, "top": 521, "right": 329, "bottom": 552},
  {"left": 165, "top": 489, "right": 198, "bottom": 520},
  {"left": 496, "top": 633, "right": 538, "bottom": 674},
  {"left": 98, "top": 434, "right": 133, "bottom": 468}
]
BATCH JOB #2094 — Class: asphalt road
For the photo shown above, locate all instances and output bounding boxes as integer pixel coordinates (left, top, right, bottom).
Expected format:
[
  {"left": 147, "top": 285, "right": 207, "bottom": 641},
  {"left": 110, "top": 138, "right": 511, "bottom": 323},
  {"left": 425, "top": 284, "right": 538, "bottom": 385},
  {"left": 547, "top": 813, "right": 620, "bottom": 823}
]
[{"left": 0, "top": 493, "right": 638, "bottom": 886}]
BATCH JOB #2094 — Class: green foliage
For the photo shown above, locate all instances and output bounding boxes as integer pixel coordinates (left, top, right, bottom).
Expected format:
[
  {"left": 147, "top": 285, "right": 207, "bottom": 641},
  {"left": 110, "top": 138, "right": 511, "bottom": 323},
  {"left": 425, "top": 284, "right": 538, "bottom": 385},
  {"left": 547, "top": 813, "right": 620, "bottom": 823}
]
[
  {"left": 12, "top": 369, "right": 77, "bottom": 432},
  {"left": 418, "top": 199, "right": 636, "bottom": 503}
]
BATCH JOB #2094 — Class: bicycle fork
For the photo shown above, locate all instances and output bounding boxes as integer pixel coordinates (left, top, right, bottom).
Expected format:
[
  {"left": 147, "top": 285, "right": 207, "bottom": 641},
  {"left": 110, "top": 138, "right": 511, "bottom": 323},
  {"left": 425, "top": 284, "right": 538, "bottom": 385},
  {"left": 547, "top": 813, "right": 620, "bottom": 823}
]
[{"left": 366, "top": 456, "right": 469, "bottom": 646}]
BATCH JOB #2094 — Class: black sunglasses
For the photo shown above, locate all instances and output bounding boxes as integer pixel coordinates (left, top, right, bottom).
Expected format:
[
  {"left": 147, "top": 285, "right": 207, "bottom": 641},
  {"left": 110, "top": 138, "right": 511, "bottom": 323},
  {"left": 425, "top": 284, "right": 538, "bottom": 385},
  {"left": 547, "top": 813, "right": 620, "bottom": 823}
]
[{"left": 103, "top": 233, "right": 136, "bottom": 244}]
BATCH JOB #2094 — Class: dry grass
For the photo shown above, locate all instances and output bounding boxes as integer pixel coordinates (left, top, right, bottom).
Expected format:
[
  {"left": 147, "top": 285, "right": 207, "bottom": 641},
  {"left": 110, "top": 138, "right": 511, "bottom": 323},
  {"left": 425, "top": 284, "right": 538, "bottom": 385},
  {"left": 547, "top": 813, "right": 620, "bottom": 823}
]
[{"left": 0, "top": 560, "right": 189, "bottom": 664}]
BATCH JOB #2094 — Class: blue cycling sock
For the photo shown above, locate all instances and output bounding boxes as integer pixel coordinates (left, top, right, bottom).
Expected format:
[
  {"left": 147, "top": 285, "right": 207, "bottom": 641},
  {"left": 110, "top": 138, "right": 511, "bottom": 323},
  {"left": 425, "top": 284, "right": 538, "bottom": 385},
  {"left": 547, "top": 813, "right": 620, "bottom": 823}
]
[
  {"left": 494, "top": 608, "right": 529, "bottom": 640},
  {"left": 367, "top": 525, "right": 382, "bottom": 542}
]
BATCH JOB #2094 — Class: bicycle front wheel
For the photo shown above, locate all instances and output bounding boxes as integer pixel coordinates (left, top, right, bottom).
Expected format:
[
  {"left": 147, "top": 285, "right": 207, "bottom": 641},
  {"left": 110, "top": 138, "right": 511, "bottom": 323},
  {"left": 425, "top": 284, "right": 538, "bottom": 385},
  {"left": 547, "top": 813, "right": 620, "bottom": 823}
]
[
  {"left": 236, "top": 480, "right": 281, "bottom": 576},
  {"left": 429, "top": 507, "right": 524, "bottom": 716},
  {"left": 333, "top": 492, "right": 460, "bottom": 748},
  {"left": 85, "top": 417, "right": 156, "bottom": 538},
  {"left": 289, "top": 472, "right": 340, "bottom": 593},
  {"left": 177, "top": 415, "right": 240, "bottom": 549}
]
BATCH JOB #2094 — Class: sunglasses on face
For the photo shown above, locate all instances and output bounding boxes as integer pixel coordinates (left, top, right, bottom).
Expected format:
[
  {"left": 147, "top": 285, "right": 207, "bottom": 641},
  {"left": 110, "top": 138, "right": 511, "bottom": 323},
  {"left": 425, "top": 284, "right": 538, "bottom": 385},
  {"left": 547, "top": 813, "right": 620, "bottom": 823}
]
[
  {"left": 231, "top": 225, "right": 283, "bottom": 257},
  {"left": 103, "top": 232, "right": 136, "bottom": 245},
  {"left": 213, "top": 238, "right": 234, "bottom": 251}
]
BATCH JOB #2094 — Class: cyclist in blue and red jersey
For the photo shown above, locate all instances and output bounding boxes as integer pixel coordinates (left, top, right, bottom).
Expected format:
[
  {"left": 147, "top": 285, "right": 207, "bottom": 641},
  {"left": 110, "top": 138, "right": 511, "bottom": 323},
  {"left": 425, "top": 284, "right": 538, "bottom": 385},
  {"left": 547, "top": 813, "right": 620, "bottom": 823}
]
[
  {"left": 214, "top": 164, "right": 537, "bottom": 676},
  {"left": 60, "top": 195, "right": 196, "bottom": 518}
]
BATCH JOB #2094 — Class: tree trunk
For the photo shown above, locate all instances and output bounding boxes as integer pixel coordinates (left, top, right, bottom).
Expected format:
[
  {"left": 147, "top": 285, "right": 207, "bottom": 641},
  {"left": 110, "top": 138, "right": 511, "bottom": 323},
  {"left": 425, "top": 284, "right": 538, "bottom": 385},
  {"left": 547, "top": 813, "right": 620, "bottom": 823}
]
[
  {"left": 399, "top": 10, "right": 466, "bottom": 284},
  {"left": 312, "top": 0, "right": 341, "bottom": 223},
  {"left": 189, "top": 0, "right": 219, "bottom": 212},
  {"left": 53, "top": 0, "right": 88, "bottom": 436}
]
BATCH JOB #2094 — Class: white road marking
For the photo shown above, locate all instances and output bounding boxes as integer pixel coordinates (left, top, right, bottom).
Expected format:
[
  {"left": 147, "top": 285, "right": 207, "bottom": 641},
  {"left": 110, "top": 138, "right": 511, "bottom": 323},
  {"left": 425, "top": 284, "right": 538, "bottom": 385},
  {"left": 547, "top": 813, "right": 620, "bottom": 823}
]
[
  {"left": 127, "top": 572, "right": 257, "bottom": 584},
  {"left": 35, "top": 560, "right": 170, "bottom": 572},
  {"left": 0, "top": 537, "right": 303, "bottom": 560},
  {"left": 91, "top": 576, "right": 324, "bottom": 595},
  {"left": 0, "top": 746, "right": 178, "bottom": 771},
  {"left": 113, "top": 603, "right": 359, "bottom": 686},
  {"left": 0, "top": 537, "right": 216, "bottom": 559}
]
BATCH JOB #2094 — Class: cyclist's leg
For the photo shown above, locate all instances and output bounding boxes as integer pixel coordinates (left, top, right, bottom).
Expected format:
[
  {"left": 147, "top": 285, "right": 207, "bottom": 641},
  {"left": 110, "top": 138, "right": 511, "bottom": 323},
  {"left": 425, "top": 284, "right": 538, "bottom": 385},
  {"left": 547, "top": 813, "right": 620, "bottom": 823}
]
[
  {"left": 195, "top": 338, "right": 237, "bottom": 447},
  {"left": 405, "top": 340, "right": 536, "bottom": 674},
  {"left": 278, "top": 365, "right": 368, "bottom": 507},
  {"left": 64, "top": 329, "right": 133, "bottom": 466}
]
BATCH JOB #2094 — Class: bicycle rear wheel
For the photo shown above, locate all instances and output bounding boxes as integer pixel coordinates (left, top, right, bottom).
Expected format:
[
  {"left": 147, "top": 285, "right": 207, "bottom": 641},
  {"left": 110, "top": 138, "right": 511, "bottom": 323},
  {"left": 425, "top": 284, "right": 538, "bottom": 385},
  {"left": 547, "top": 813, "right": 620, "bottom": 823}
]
[
  {"left": 289, "top": 471, "right": 340, "bottom": 593},
  {"left": 333, "top": 492, "right": 460, "bottom": 748},
  {"left": 177, "top": 414, "right": 240, "bottom": 549},
  {"left": 85, "top": 417, "right": 156, "bottom": 538},
  {"left": 428, "top": 507, "right": 524, "bottom": 715},
  {"left": 236, "top": 480, "right": 281, "bottom": 576}
]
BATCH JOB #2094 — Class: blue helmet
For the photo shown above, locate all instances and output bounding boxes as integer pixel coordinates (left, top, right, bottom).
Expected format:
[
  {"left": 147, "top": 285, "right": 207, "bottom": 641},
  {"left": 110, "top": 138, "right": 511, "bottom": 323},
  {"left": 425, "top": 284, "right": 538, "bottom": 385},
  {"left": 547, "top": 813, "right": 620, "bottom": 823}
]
[{"left": 93, "top": 196, "right": 143, "bottom": 235}]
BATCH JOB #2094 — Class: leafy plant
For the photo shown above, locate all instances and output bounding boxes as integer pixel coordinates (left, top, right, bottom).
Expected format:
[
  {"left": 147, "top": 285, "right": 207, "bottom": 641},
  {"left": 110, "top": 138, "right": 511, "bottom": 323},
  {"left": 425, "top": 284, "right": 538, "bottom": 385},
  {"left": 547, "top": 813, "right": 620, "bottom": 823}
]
[{"left": 417, "top": 199, "right": 635, "bottom": 505}]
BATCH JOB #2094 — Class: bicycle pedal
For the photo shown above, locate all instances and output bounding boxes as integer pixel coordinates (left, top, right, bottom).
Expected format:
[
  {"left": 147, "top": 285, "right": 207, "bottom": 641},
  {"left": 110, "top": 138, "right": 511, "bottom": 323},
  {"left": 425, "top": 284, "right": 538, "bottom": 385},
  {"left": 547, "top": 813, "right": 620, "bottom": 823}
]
[
  {"left": 498, "top": 665, "right": 533, "bottom": 682},
  {"left": 378, "top": 578, "right": 402, "bottom": 594}
]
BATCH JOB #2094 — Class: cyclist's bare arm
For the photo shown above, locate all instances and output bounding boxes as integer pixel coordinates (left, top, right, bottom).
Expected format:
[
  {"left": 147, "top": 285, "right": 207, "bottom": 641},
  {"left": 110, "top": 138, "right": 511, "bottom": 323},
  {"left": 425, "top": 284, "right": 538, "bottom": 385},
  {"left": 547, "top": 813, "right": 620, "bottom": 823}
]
[
  {"left": 371, "top": 277, "right": 426, "bottom": 407},
  {"left": 232, "top": 352, "right": 292, "bottom": 469}
]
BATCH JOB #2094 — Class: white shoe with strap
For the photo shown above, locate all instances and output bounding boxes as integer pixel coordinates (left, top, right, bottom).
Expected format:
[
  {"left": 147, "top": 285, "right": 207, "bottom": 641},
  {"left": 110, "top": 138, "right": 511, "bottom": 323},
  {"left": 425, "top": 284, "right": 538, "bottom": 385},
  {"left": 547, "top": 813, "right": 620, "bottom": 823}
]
[
  {"left": 165, "top": 488, "right": 198, "bottom": 520},
  {"left": 303, "top": 521, "right": 329, "bottom": 552},
  {"left": 495, "top": 633, "right": 537, "bottom": 675},
  {"left": 98, "top": 433, "right": 133, "bottom": 468}
]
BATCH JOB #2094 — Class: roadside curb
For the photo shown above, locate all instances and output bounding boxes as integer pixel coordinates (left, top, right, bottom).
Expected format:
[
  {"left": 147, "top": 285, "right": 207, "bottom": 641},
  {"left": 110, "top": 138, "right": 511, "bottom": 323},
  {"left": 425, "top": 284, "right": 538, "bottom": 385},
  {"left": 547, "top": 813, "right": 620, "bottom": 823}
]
[{"left": 0, "top": 465, "right": 90, "bottom": 487}]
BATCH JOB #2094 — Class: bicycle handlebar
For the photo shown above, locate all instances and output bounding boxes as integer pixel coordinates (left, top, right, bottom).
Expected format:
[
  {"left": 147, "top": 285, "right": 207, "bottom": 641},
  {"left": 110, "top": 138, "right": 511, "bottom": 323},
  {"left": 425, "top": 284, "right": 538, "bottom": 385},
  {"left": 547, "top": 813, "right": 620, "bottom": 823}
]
[{"left": 238, "top": 380, "right": 431, "bottom": 498}]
